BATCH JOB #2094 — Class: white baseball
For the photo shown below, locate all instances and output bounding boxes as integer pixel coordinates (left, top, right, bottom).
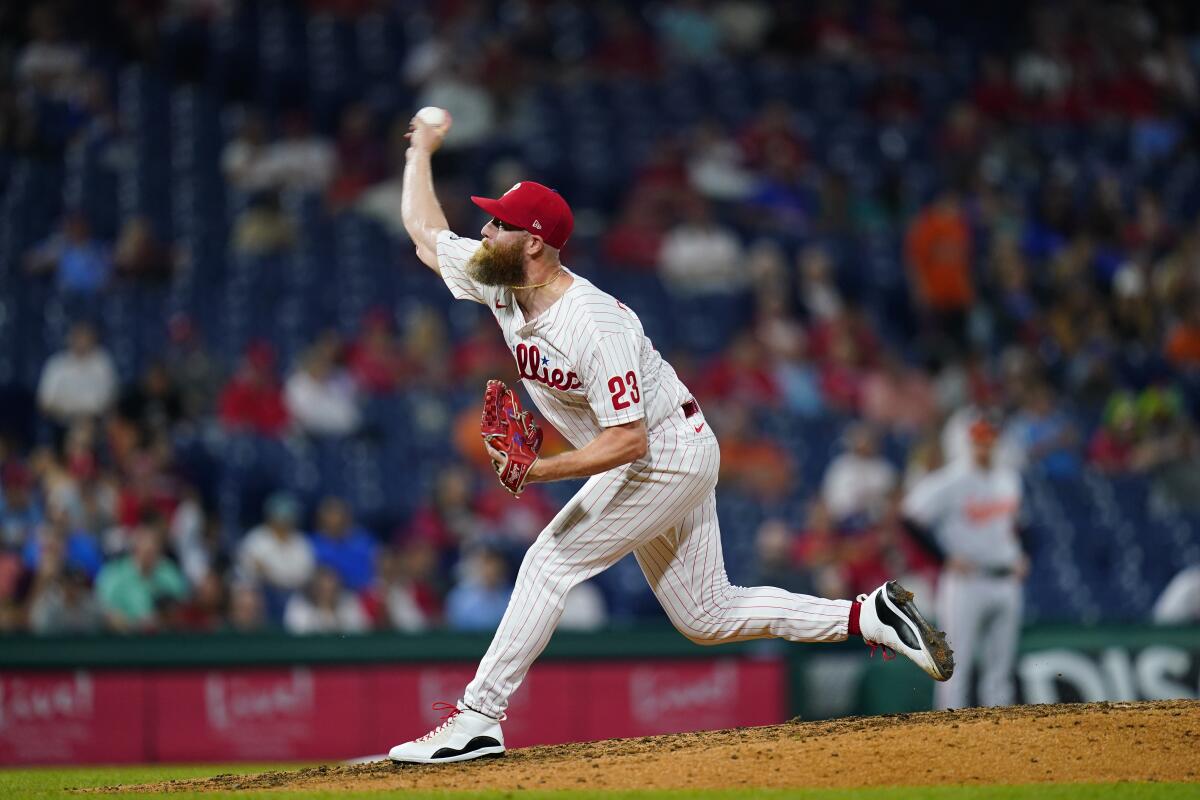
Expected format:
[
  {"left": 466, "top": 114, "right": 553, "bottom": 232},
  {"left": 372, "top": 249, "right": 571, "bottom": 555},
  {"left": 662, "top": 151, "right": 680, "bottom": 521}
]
[{"left": 415, "top": 106, "right": 449, "bottom": 128}]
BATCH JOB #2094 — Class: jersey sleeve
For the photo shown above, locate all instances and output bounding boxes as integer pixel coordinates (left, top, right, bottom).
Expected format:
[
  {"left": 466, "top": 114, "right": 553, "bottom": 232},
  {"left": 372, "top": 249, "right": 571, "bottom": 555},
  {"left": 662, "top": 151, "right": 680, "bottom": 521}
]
[
  {"left": 435, "top": 230, "right": 495, "bottom": 305},
  {"left": 582, "top": 332, "right": 646, "bottom": 427},
  {"left": 902, "top": 468, "right": 954, "bottom": 528}
]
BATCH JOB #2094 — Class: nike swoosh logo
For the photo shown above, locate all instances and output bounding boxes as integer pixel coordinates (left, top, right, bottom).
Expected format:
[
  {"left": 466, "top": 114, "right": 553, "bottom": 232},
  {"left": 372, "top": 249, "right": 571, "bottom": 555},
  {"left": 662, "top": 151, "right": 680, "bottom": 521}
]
[
  {"left": 495, "top": 301, "right": 507, "bottom": 309},
  {"left": 694, "top": 423, "right": 705, "bottom": 433}
]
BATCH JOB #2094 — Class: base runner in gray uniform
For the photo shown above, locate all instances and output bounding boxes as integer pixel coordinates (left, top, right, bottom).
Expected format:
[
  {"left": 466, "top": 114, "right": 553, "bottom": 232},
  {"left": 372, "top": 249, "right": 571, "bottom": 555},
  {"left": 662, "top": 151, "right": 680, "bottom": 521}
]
[
  {"left": 903, "top": 415, "right": 1027, "bottom": 710},
  {"left": 386, "top": 110, "right": 955, "bottom": 764}
]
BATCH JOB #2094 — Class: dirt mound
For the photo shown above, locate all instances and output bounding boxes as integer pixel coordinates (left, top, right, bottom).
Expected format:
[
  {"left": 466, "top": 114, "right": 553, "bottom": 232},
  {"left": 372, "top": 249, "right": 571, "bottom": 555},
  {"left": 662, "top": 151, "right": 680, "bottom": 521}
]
[{"left": 110, "top": 700, "right": 1199, "bottom": 793}]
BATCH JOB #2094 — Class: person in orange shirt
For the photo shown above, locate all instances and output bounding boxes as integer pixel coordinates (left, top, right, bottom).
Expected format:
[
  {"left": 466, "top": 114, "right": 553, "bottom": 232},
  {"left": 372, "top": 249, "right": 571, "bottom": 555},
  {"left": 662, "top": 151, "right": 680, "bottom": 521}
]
[
  {"left": 1165, "top": 303, "right": 1200, "bottom": 367},
  {"left": 905, "top": 189, "right": 973, "bottom": 355}
]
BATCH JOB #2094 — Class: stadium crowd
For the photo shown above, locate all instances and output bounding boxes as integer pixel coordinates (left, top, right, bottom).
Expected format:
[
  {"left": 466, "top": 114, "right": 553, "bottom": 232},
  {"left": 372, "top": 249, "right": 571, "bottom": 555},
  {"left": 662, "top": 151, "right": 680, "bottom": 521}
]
[{"left": 1, "top": 0, "right": 1199, "bottom": 635}]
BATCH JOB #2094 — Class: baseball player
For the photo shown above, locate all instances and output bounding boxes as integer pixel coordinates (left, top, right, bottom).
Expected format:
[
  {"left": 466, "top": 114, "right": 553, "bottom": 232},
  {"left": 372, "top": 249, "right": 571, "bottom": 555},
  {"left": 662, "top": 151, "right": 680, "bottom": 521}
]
[
  {"left": 387, "top": 113, "right": 954, "bottom": 764},
  {"left": 902, "top": 415, "right": 1027, "bottom": 710}
]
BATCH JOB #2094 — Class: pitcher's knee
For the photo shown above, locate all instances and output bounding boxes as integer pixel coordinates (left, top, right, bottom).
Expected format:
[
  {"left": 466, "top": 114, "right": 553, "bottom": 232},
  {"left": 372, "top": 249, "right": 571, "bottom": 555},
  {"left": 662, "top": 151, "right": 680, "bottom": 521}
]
[{"left": 666, "top": 613, "right": 734, "bottom": 645}]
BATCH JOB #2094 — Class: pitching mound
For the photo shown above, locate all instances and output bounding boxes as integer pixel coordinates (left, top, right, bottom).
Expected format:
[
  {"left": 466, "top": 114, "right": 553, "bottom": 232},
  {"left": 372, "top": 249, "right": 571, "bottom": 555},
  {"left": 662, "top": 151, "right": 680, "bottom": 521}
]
[{"left": 115, "top": 700, "right": 1197, "bottom": 793}]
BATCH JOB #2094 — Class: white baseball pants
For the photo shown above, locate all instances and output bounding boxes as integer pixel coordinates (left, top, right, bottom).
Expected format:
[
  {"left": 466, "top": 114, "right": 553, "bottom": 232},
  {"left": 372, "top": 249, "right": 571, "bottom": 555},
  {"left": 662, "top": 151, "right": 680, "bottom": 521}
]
[
  {"left": 934, "top": 570, "right": 1023, "bottom": 710},
  {"left": 463, "top": 407, "right": 852, "bottom": 718}
]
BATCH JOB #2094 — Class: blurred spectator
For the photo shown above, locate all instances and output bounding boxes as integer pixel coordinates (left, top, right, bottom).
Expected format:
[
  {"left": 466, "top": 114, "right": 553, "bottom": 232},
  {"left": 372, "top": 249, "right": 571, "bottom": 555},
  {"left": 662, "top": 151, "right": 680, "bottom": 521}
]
[
  {"left": 905, "top": 189, "right": 973, "bottom": 355},
  {"left": 737, "top": 101, "right": 807, "bottom": 172},
  {"left": 168, "top": 490, "right": 217, "bottom": 586},
  {"left": 685, "top": 120, "right": 755, "bottom": 202},
  {"left": 25, "top": 212, "right": 112, "bottom": 294},
  {"left": 36, "top": 322, "right": 118, "bottom": 428},
  {"left": 284, "top": 567, "right": 369, "bottom": 634},
  {"left": 602, "top": 194, "right": 667, "bottom": 271},
  {"left": 972, "top": 54, "right": 1021, "bottom": 122},
  {"left": 284, "top": 336, "right": 361, "bottom": 437},
  {"left": 559, "top": 581, "right": 609, "bottom": 632},
  {"left": 653, "top": 0, "right": 720, "bottom": 62},
  {"left": 232, "top": 190, "right": 296, "bottom": 256},
  {"left": 445, "top": 546, "right": 513, "bottom": 632},
  {"left": 1087, "top": 392, "right": 1139, "bottom": 474},
  {"left": 796, "top": 246, "right": 844, "bottom": 324},
  {"left": 95, "top": 523, "right": 189, "bottom": 633},
  {"left": 117, "top": 361, "right": 184, "bottom": 441},
  {"left": 177, "top": 571, "right": 227, "bottom": 632},
  {"left": 592, "top": 7, "right": 659, "bottom": 77},
  {"left": 227, "top": 581, "right": 268, "bottom": 632},
  {"left": 1165, "top": 301, "right": 1200, "bottom": 369},
  {"left": 347, "top": 309, "right": 405, "bottom": 395},
  {"left": 28, "top": 562, "right": 101, "bottom": 635},
  {"left": 695, "top": 333, "right": 780, "bottom": 408},
  {"left": 166, "top": 314, "right": 223, "bottom": 422},
  {"left": 716, "top": 405, "right": 795, "bottom": 501},
  {"left": 113, "top": 216, "right": 175, "bottom": 282},
  {"left": 236, "top": 493, "right": 315, "bottom": 603},
  {"left": 712, "top": 0, "right": 773, "bottom": 55},
  {"left": 15, "top": 5, "right": 83, "bottom": 97},
  {"left": 218, "top": 341, "right": 289, "bottom": 437},
  {"left": 861, "top": 354, "right": 938, "bottom": 436},
  {"left": 659, "top": 197, "right": 747, "bottom": 295},
  {"left": 22, "top": 509, "right": 102, "bottom": 579},
  {"left": 363, "top": 547, "right": 432, "bottom": 632},
  {"left": 327, "top": 102, "right": 386, "bottom": 210},
  {"left": 404, "top": 464, "right": 486, "bottom": 552},
  {"left": 261, "top": 112, "right": 334, "bottom": 192},
  {"left": 839, "top": 493, "right": 937, "bottom": 599},
  {"left": 1152, "top": 565, "right": 1200, "bottom": 624},
  {"left": 1006, "top": 383, "right": 1080, "bottom": 479},
  {"left": 821, "top": 424, "right": 897, "bottom": 525},
  {"left": 750, "top": 519, "right": 816, "bottom": 596},
  {"left": 793, "top": 500, "right": 845, "bottom": 598},
  {"left": 310, "top": 496, "right": 376, "bottom": 592},
  {"left": 0, "top": 462, "right": 43, "bottom": 550},
  {"left": 221, "top": 110, "right": 274, "bottom": 192}
]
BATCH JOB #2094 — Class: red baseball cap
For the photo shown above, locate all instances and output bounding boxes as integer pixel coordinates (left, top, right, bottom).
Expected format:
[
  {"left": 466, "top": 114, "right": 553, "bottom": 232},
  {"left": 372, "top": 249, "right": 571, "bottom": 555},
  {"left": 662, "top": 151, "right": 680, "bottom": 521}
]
[
  {"left": 969, "top": 415, "right": 1000, "bottom": 443},
  {"left": 471, "top": 181, "right": 574, "bottom": 250}
]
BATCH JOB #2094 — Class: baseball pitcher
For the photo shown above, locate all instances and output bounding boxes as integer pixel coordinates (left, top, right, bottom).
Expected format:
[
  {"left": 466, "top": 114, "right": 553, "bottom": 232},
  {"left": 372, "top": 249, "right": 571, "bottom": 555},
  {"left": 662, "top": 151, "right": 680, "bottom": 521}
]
[
  {"left": 387, "top": 112, "right": 955, "bottom": 763},
  {"left": 903, "top": 415, "right": 1027, "bottom": 710}
]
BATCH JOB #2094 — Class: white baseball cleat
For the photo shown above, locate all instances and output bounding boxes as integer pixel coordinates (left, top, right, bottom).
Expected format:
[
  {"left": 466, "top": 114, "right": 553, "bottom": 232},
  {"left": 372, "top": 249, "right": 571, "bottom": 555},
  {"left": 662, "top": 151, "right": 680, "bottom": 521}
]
[
  {"left": 388, "top": 702, "right": 505, "bottom": 764},
  {"left": 857, "top": 581, "right": 955, "bottom": 682}
]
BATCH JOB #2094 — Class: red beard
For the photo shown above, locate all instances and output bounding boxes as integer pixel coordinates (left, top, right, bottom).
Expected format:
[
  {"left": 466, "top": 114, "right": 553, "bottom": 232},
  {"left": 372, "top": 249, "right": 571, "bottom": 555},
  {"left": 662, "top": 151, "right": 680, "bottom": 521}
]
[{"left": 467, "top": 237, "right": 527, "bottom": 287}]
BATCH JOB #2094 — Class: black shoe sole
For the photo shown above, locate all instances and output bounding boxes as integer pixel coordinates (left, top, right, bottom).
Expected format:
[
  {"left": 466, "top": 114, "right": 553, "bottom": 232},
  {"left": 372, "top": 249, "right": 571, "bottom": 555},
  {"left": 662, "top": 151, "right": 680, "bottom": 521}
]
[{"left": 887, "top": 581, "right": 955, "bottom": 681}]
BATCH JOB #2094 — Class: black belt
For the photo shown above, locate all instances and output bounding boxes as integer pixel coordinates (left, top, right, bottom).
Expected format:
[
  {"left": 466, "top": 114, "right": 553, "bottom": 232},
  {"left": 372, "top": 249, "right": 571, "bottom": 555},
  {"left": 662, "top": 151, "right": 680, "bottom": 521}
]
[
  {"left": 682, "top": 399, "right": 700, "bottom": 418},
  {"left": 981, "top": 566, "right": 1017, "bottom": 578}
]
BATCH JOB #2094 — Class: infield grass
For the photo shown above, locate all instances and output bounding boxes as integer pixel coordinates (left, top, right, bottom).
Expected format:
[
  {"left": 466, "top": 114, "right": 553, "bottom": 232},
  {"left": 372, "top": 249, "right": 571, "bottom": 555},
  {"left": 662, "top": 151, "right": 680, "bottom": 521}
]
[{"left": 1, "top": 766, "right": 1197, "bottom": 800}]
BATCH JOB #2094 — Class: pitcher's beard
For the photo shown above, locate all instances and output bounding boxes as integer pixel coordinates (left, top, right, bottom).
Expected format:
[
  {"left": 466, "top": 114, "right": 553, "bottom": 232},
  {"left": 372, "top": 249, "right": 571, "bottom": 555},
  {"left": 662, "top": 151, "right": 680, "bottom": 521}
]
[{"left": 467, "top": 238, "right": 527, "bottom": 287}]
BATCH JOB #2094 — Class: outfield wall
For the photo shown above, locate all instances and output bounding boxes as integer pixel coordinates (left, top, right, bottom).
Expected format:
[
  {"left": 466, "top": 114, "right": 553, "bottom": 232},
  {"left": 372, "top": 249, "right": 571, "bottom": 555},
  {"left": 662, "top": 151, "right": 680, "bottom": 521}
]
[{"left": 0, "top": 626, "right": 1195, "bottom": 765}]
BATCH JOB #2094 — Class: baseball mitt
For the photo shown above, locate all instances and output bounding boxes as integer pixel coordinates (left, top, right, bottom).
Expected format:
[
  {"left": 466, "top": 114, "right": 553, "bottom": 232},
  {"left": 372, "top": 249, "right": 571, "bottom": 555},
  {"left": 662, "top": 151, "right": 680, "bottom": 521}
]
[{"left": 481, "top": 379, "right": 542, "bottom": 496}]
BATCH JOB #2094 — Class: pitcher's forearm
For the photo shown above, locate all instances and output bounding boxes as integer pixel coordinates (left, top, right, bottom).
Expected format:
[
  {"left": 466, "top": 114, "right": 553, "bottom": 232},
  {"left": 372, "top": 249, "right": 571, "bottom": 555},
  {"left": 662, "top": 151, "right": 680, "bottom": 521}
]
[
  {"left": 401, "top": 147, "right": 449, "bottom": 270},
  {"left": 530, "top": 422, "right": 648, "bottom": 482}
]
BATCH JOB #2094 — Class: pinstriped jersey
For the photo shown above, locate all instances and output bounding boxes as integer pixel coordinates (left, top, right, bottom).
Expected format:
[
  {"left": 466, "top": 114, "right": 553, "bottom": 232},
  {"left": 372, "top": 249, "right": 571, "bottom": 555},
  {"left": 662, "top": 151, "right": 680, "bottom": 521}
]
[{"left": 436, "top": 230, "right": 692, "bottom": 450}]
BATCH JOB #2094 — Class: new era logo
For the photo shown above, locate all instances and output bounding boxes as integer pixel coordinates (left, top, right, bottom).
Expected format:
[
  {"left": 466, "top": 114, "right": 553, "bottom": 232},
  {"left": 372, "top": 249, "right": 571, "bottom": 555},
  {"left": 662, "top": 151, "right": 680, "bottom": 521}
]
[{"left": 531, "top": 220, "right": 542, "bottom": 230}]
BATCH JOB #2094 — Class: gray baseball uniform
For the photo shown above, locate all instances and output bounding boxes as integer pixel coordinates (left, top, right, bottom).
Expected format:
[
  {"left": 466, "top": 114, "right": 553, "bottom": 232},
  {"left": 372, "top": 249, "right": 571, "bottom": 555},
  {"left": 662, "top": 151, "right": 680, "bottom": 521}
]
[{"left": 903, "top": 459, "right": 1024, "bottom": 709}]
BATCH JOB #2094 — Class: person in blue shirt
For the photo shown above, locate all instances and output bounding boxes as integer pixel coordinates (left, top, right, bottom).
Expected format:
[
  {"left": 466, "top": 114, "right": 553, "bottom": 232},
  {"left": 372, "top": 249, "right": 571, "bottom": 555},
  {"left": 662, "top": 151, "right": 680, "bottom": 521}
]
[
  {"left": 25, "top": 212, "right": 112, "bottom": 294},
  {"left": 445, "top": 546, "right": 513, "bottom": 632},
  {"left": 0, "top": 462, "right": 44, "bottom": 551},
  {"left": 22, "top": 511, "right": 103, "bottom": 579},
  {"left": 308, "top": 495, "right": 377, "bottom": 592}
]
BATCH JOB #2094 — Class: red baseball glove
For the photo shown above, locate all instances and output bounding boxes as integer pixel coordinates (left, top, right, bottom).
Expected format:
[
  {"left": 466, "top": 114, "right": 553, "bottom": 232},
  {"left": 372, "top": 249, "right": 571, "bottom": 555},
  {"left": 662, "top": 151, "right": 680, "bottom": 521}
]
[{"left": 481, "top": 379, "right": 542, "bottom": 496}]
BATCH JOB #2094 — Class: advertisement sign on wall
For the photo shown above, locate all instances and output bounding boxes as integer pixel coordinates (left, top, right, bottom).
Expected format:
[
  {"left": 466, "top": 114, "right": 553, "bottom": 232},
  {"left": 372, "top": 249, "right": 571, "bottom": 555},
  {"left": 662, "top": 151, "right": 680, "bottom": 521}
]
[{"left": 0, "top": 657, "right": 784, "bottom": 765}]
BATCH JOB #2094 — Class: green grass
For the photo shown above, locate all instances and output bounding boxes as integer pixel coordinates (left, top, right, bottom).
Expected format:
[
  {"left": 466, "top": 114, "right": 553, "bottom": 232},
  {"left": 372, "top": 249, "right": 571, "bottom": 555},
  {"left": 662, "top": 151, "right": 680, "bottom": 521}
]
[{"left": 1, "top": 766, "right": 1197, "bottom": 800}]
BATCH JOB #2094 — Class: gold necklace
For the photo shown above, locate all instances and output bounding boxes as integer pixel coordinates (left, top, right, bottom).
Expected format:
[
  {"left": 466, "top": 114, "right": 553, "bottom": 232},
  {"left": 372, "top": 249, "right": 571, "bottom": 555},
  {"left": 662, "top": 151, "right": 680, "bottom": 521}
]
[{"left": 511, "top": 269, "right": 564, "bottom": 291}]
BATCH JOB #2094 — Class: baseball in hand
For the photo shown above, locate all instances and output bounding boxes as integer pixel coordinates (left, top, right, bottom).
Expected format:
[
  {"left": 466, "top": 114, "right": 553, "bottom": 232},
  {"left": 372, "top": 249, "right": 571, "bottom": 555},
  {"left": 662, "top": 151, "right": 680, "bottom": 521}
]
[{"left": 415, "top": 106, "right": 450, "bottom": 129}]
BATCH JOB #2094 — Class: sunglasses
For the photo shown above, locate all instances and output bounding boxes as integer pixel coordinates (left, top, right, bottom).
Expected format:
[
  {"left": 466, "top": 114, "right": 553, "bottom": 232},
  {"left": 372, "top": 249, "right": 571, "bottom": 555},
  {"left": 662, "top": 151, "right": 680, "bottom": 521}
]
[{"left": 490, "top": 217, "right": 525, "bottom": 233}]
